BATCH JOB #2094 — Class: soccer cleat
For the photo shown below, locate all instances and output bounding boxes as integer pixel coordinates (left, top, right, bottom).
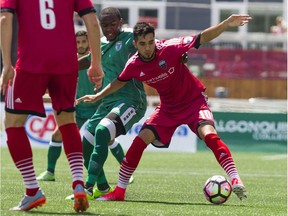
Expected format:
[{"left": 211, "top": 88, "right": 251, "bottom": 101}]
[
  {"left": 73, "top": 184, "right": 89, "bottom": 212},
  {"left": 85, "top": 187, "right": 95, "bottom": 200},
  {"left": 65, "top": 187, "right": 95, "bottom": 201},
  {"left": 96, "top": 186, "right": 125, "bottom": 201},
  {"left": 65, "top": 186, "right": 113, "bottom": 200},
  {"left": 65, "top": 194, "right": 75, "bottom": 201},
  {"left": 128, "top": 175, "right": 134, "bottom": 184},
  {"left": 231, "top": 178, "right": 247, "bottom": 200},
  {"left": 36, "top": 171, "right": 55, "bottom": 181},
  {"left": 10, "top": 189, "right": 46, "bottom": 211},
  {"left": 93, "top": 186, "right": 113, "bottom": 199}
]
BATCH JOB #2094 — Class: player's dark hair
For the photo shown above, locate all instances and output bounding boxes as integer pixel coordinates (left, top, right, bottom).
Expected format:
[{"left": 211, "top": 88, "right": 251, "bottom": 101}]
[
  {"left": 133, "top": 22, "right": 155, "bottom": 41},
  {"left": 99, "top": 7, "right": 121, "bottom": 21},
  {"left": 75, "top": 30, "right": 87, "bottom": 38}
]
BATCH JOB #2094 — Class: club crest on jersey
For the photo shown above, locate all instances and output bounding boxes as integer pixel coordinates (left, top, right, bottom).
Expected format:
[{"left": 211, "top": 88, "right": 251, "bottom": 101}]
[
  {"left": 159, "top": 60, "right": 168, "bottom": 70},
  {"left": 183, "top": 36, "right": 193, "bottom": 44},
  {"left": 115, "top": 41, "right": 122, "bottom": 51}
]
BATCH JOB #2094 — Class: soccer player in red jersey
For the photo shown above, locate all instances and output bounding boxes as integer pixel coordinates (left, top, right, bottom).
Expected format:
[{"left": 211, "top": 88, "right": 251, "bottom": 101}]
[
  {"left": 78, "top": 14, "right": 252, "bottom": 202},
  {"left": 0, "top": 0, "right": 103, "bottom": 212}
]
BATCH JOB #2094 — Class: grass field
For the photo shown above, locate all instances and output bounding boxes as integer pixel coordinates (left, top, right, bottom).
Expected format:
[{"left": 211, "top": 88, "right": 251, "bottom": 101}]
[{"left": 0, "top": 147, "right": 287, "bottom": 216}]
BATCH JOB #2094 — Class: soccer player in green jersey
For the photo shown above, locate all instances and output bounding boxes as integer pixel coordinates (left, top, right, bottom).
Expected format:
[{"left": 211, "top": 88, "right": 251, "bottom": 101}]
[
  {"left": 37, "top": 30, "right": 125, "bottom": 182},
  {"left": 63, "top": 7, "right": 147, "bottom": 200},
  {"left": 81, "top": 7, "right": 147, "bottom": 199}
]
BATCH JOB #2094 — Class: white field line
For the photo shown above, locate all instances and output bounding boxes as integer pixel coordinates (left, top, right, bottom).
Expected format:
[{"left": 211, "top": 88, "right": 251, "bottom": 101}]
[
  {"left": 261, "top": 154, "right": 287, "bottom": 161},
  {"left": 3, "top": 167, "right": 285, "bottom": 178}
]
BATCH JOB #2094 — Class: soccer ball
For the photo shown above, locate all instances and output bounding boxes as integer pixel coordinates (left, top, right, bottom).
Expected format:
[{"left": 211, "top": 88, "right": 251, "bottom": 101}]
[{"left": 203, "top": 175, "right": 232, "bottom": 204}]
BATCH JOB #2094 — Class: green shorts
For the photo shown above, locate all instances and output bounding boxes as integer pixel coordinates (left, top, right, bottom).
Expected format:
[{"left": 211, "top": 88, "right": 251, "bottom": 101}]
[
  {"left": 86, "top": 99, "right": 146, "bottom": 136},
  {"left": 76, "top": 103, "right": 100, "bottom": 129}
]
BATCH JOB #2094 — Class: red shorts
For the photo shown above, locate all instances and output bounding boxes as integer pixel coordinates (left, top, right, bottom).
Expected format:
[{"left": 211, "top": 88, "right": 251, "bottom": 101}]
[
  {"left": 5, "top": 69, "right": 78, "bottom": 117},
  {"left": 142, "top": 93, "right": 215, "bottom": 147}
]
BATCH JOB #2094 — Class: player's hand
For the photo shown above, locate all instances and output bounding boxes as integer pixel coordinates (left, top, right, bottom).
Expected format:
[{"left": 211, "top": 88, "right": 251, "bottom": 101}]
[
  {"left": 0, "top": 65, "right": 14, "bottom": 96},
  {"left": 76, "top": 94, "right": 100, "bottom": 105},
  {"left": 225, "top": 14, "right": 252, "bottom": 27},
  {"left": 87, "top": 65, "right": 104, "bottom": 90}
]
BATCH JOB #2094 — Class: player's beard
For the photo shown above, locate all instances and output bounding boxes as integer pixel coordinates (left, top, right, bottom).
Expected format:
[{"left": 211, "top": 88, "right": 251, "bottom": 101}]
[
  {"left": 140, "top": 51, "right": 156, "bottom": 62},
  {"left": 78, "top": 47, "right": 89, "bottom": 55}
]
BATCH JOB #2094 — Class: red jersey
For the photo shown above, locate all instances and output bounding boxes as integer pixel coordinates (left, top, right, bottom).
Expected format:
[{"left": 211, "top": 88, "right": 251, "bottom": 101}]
[
  {"left": 118, "top": 35, "right": 206, "bottom": 116},
  {"left": 0, "top": 0, "right": 95, "bottom": 74}
]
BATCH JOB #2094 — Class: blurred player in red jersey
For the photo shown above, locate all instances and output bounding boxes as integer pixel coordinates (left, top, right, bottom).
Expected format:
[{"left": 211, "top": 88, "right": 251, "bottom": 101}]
[
  {"left": 0, "top": 0, "right": 104, "bottom": 212},
  {"left": 77, "top": 14, "right": 252, "bottom": 202}
]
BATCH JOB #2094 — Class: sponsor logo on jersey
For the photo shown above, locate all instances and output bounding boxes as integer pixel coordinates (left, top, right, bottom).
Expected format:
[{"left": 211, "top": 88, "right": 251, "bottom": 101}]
[
  {"left": 168, "top": 67, "right": 175, "bottom": 74},
  {"left": 159, "top": 60, "right": 168, "bottom": 70},
  {"left": 115, "top": 41, "right": 122, "bottom": 51},
  {"left": 140, "top": 71, "right": 145, "bottom": 77}
]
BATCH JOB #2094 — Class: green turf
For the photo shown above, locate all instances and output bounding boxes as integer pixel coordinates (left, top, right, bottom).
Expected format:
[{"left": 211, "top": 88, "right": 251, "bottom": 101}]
[{"left": 0, "top": 147, "right": 287, "bottom": 216}]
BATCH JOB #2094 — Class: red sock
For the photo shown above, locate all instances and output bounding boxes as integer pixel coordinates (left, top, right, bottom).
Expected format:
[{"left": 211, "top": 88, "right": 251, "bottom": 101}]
[
  {"left": 204, "top": 133, "right": 231, "bottom": 162},
  {"left": 6, "top": 127, "right": 32, "bottom": 163},
  {"left": 124, "top": 136, "right": 148, "bottom": 168},
  {"left": 59, "top": 123, "right": 82, "bottom": 155},
  {"left": 59, "top": 123, "right": 84, "bottom": 189},
  {"left": 204, "top": 133, "right": 239, "bottom": 179},
  {"left": 118, "top": 136, "right": 147, "bottom": 188},
  {"left": 6, "top": 127, "right": 39, "bottom": 196}
]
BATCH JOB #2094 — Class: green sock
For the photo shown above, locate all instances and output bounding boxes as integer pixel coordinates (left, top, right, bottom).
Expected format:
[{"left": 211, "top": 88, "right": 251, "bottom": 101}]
[
  {"left": 109, "top": 140, "right": 125, "bottom": 164},
  {"left": 47, "top": 141, "right": 62, "bottom": 174},
  {"left": 96, "top": 169, "right": 110, "bottom": 191},
  {"left": 84, "top": 182, "right": 94, "bottom": 192},
  {"left": 86, "top": 125, "right": 110, "bottom": 186},
  {"left": 82, "top": 136, "right": 95, "bottom": 170}
]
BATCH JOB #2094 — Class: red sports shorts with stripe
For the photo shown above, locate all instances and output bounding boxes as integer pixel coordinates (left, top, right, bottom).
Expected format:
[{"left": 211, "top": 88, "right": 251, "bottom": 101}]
[
  {"left": 141, "top": 92, "right": 215, "bottom": 147},
  {"left": 5, "top": 69, "right": 78, "bottom": 117}
]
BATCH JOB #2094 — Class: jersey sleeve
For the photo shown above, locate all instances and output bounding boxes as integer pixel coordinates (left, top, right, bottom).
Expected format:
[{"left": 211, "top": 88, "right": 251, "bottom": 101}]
[
  {"left": 163, "top": 34, "right": 201, "bottom": 57},
  {"left": 75, "top": 0, "right": 96, "bottom": 17},
  {"left": 0, "top": 0, "right": 16, "bottom": 13},
  {"left": 117, "top": 66, "right": 131, "bottom": 82},
  {"left": 117, "top": 56, "right": 137, "bottom": 82}
]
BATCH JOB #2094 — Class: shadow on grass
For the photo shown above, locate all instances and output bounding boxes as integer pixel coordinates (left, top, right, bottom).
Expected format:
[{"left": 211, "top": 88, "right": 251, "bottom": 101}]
[
  {"left": 125, "top": 199, "right": 245, "bottom": 207},
  {"left": 26, "top": 211, "right": 131, "bottom": 216},
  {"left": 25, "top": 211, "right": 100, "bottom": 215}
]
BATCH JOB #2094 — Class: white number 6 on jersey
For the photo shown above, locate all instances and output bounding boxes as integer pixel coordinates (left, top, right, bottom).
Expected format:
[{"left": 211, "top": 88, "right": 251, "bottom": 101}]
[{"left": 39, "top": 0, "right": 56, "bottom": 29}]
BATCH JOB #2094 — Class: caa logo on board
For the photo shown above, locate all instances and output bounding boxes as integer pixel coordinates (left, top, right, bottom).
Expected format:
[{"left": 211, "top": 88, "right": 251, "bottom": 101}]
[{"left": 25, "top": 108, "right": 57, "bottom": 145}]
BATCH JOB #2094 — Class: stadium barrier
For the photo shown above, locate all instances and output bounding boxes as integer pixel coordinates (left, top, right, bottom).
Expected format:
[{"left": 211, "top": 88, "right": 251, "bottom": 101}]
[
  {"left": 147, "top": 97, "right": 287, "bottom": 153},
  {"left": 198, "top": 111, "right": 287, "bottom": 153},
  {"left": 0, "top": 103, "right": 197, "bottom": 153},
  {"left": 0, "top": 99, "right": 286, "bottom": 153}
]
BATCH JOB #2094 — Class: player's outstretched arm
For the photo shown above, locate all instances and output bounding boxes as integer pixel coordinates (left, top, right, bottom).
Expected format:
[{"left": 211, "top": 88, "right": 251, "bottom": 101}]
[
  {"left": 200, "top": 14, "right": 252, "bottom": 44},
  {"left": 76, "top": 79, "right": 126, "bottom": 104}
]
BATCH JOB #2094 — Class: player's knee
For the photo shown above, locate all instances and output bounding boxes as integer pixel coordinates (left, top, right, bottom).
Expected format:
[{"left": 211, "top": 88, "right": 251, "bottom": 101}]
[
  {"left": 95, "top": 127, "right": 112, "bottom": 145},
  {"left": 198, "top": 123, "right": 216, "bottom": 140},
  {"left": 97, "top": 118, "right": 116, "bottom": 141},
  {"left": 95, "top": 125, "right": 108, "bottom": 137},
  {"left": 52, "top": 129, "right": 62, "bottom": 141},
  {"left": 4, "top": 112, "right": 27, "bottom": 128}
]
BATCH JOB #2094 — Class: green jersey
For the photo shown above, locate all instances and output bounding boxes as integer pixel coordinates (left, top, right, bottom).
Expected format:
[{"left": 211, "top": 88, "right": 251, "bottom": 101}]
[
  {"left": 76, "top": 67, "right": 99, "bottom": 123},
  {"left": 76, "top": 68, "right": 96, "bottom": 102},
  {"left": 89, "top": 31, "right": 147, "bottom": 109}
]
